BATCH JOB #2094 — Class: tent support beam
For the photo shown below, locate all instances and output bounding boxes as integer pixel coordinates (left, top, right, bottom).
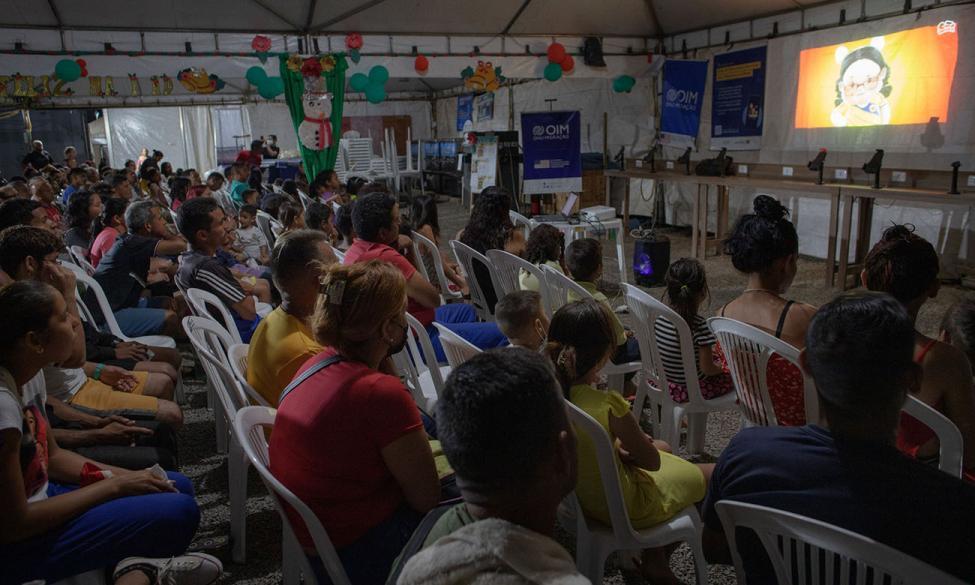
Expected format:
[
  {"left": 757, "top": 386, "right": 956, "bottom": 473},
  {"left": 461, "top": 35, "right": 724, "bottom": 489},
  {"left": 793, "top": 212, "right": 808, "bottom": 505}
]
[
  {"left": 502, "top": 0, "right": 534, "bottom": 34},
  {"left": 248, "top": 0, "right": 303, "bottom": 31},
  {"left": 643, "top": 0, "right": 663, "bottom": 39},
  {"left": 45, "top": 0, "right": 63, "bottom": 28},
  {"left": 304, "top": 0, "right": 319, "bottom": 31},
  {"left": 309, "top": 0, "right": 391, "bottom": 32}
]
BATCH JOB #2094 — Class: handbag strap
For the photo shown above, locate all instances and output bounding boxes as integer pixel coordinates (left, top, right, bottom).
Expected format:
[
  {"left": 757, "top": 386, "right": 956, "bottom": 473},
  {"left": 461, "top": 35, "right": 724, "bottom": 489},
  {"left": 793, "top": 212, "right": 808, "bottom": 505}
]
[{"left": 278, "top": 354, "right": 347, "bottom": 405}]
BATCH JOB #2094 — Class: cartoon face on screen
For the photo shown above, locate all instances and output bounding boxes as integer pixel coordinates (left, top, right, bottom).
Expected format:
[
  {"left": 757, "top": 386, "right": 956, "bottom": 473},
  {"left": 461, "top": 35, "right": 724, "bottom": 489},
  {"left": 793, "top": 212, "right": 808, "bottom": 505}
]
[{"left": 830, "top": 38, "right": 892, "bottom": 127}]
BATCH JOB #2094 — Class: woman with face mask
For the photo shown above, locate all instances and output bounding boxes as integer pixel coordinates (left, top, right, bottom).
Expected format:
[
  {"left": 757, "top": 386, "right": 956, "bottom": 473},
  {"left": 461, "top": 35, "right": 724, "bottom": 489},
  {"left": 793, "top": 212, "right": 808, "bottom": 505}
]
[{"left": 268, "top": 259, "right": 441, "bottom": 585}]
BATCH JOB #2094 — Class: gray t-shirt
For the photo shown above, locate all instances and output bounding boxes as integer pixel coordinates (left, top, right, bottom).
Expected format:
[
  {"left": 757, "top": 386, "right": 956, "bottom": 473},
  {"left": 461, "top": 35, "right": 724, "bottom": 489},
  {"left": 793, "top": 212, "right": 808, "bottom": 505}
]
[{"left": 0, "top": 367, "right": 50, "bottom": 502}]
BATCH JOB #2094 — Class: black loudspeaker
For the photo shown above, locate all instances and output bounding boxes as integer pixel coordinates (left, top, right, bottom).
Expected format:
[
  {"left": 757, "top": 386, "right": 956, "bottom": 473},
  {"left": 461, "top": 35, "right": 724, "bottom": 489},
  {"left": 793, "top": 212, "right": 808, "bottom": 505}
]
[
  {"left": 583, "top": 37, "right": 606, "bottom": 67},
  {"left": 633, "top": 234, "right": 671, "bottom": 287}
]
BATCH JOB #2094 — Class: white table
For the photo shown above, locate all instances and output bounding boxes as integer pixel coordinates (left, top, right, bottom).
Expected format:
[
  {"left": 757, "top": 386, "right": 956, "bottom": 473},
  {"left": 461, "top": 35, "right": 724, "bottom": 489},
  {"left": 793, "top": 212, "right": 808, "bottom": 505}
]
[{"left": 530, "top": 217, "right": 627, "bottom": 284}]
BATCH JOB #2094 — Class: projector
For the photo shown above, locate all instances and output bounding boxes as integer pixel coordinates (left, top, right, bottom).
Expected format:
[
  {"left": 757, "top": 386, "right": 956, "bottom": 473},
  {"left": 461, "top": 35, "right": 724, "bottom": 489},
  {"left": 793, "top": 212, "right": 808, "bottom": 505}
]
[{"left": 581, "top": 206, "right": 617, "bottom": 222}]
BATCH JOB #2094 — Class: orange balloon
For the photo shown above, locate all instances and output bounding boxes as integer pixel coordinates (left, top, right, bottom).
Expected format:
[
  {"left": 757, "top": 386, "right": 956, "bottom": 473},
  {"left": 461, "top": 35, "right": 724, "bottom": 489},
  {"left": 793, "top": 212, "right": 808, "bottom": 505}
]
[
  {"left": 415, "top": 55, "right": 429, "bottom": 72},
  {"left": 547, "top": 43, "right": 566, "bottom": 64}
]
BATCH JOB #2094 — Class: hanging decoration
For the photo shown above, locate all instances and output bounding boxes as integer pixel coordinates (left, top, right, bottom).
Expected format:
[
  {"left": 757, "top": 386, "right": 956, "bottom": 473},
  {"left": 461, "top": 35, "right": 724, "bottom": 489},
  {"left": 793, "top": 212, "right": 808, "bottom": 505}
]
[
  {"left": 104, "top": 76, "right": 118, "bottom": 96},
  {"left": 414, "top": 55, "right": 429, "bottom": 74},
  {"left": 612, "top": 75, "right": 636, "bottom": 93},
  {"left": 251, "top": 35, "right": 272, "bottom": 63},
  {"left": 278, "top": 52, "right": 348, "bottom": 180},
  {"left": 54, "top": 59, "right": 83, "bottom": 82},
  {"left": 348, "top": 66, "right": 389, "bottom": 104},
  {"left": 462, "top": 61, "right": 504, "bottom": 92},
  {"left": 345, "top": 33, "right": 363, "bottom": 64},
  {"left": 13, "top": 74, "right": 34, "bottom": 97},
  {"left": 544, "top": 62, "right": 562, "bottom": 82},
  {"left": 544, "top": 42, "right": 575, "bottom": 81},
  {"left": 128, "top": 74, "right": 140, "bottom": 96},
  {"left": 89, "top": 76, "right": 103, "bottom": 97},
  {"left": 149, "top": 75, "right": 174, "bottom": 96},
  {"left": 246, "top": 66, "right": 284, "bottom": 99},
  {"left": 177, "top": 68, "right": 225, "bottom": 94}
]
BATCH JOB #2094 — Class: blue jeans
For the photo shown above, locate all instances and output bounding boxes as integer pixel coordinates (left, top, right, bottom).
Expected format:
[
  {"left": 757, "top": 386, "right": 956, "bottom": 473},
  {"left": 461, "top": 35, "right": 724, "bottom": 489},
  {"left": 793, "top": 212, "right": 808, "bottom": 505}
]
[
  {"left": 426, "top": 304, "right": 508, "bottom": 363},
  {"left": 0, "top": 472, "right": 199, "bottom": 585},
  {"left": 309, "top": 504, "right": 423, "bottom": 585}
]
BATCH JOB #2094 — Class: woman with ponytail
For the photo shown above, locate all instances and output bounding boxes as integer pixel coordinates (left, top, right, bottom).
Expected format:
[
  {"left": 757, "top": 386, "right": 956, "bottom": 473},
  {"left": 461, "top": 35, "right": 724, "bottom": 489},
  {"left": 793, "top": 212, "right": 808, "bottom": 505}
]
[
  {"left": 863, "top": 224, "right": 975, "bottom": 479},
  {"left": 655, "top": 258, "right": 733, "bottom": 403},
  {"left": 89, "top": 196, "right": 129, "bottom": 268},
  {"left": 546, "top": 299, "right": 711, "bottom": 584},
  {"left": 718, "top": 194, "right": 817, "bottom": 425}
]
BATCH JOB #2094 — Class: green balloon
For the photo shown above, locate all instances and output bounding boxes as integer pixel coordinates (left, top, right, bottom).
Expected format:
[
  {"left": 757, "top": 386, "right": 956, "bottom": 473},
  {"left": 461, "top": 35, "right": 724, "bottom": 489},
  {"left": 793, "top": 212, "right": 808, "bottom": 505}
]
[
  {"left": 268, "top": 77, "right": 284, "bottom": 95},
  {"left": 349, "top": 73, "right": 369, "bottom": 92},
  {"left": 55, "top": 59, "right": 82, "bottom": 82},
  {"left": 245, "top": 66, "right": 267, "bottom": 85},
  {"left": 365, "top": 83, "right": 386, "bottom": 104},
  {"left": 369, "top": 65, "right": 389, "bottom": 85},
  {"left": 544, "top": 62, "right": 562, "bottom": 82},
  {"left": 613, "top": 75, "right": 635, "bottom": 93}
]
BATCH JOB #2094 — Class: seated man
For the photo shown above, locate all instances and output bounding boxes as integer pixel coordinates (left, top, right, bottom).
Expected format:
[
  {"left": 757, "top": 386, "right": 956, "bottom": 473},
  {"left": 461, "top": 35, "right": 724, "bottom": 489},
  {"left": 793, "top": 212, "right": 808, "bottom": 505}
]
[
  {"left": 93, "top": 200, "right": 186, "bottom": 338},
  {"left": 176, "top": 197, "right": 261, "bottom": 342},
  {"left": 247, "top": 230, "right": 336, "bottom": 405},
  {"left": 344, "top": 192, "right": 506, "bottom": 362},
  {"left": 0, "top": 198, "right": 54, "bottom": 232},
  {"left": 495, "top": 291, "right": 549, "bottom": 351},
  {"left": 702, "top": 292, "right": 975, "bottom": 584},
  {"left": 394, "top": 348, "right": 584, "bottom": 583}
]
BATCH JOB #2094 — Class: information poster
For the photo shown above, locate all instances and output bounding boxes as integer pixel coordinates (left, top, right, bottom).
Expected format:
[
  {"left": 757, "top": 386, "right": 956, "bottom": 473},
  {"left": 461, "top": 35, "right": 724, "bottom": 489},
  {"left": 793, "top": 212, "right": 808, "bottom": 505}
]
[
  {"left": 520, "top": 111, "right": 582, "bottom": 194},
  {"left": 660, "top": 60, "right": 708, "bottom": 147},
  {"left": 470, "top": 134, "right": 498, "bottom": 192},
  {"left": 475, "top": 92, "right": 494, "bottom": 122},
  {"left": 711, "top": 46, "right": 767, "bottom": 150},
  {"left": 457, "top": 94, "right": 474, "bottom": 132}
]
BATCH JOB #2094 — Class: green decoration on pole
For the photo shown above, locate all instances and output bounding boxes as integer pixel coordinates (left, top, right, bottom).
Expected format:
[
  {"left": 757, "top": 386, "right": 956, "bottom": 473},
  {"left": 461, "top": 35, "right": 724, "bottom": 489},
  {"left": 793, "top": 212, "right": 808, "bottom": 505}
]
[
  {"left": 544, "top": 62, "right": 563, "bottom": 82},
  {"left": 279, "top": 53, "right": 348, "bottom": 182},
  {"left": 55, "top": 59, "right": 82, "bottom": 82}
]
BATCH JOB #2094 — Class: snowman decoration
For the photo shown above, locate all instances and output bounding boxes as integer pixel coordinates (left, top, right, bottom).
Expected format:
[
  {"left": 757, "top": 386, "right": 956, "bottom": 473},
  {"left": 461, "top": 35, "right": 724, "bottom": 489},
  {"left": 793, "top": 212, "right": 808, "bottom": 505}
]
[{"left": 298, "top": 77, "right": 333, "bottom": 151}]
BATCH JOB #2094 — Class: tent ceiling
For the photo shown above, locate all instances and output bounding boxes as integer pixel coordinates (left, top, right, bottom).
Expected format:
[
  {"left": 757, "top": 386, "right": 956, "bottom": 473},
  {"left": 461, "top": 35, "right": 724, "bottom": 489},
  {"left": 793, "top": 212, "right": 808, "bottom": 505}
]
[{"left": 0, "top": 0, "right": 839, "bottom": 36}]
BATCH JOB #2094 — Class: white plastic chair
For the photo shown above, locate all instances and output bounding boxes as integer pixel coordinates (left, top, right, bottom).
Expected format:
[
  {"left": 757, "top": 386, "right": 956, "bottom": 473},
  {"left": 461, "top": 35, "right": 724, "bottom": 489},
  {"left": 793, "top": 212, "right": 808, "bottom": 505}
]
[
  {"left": 486, "top": 249, "right": 552, "bottom": 316},
  {"left": 392, "top": 313, "right": 449, "bottom": 413},
  {"left": 902, "top": 395, "right": 964, "bottom": 478},
  {"left": 624, "top": 284, "right": 738, "bottom": 454},
  {"left": 564, "top": 400, "right": 708, "bottom": 584},
  {"left": 449, "top": 239, "right": 501, "bottom": 322},
  {"left": 234, "top": 406, "right": 352, "bottom": 585},
  {"left": 412, "top": 230, "right": 462, "bottom": 301},
  {"left": 228, "top": 343, "right": 273, "bottom": 408},
  {"left": 332, "top": 247, "right": 345, "bottom": 264},
  {"left": 431, "top": 323, "right": 481, "bottom": 369},
  {"left": 63, "top": 262, "right": 176, "bottom": 349},
  {"left": 708, "top": 317, "right": 819, "bottom": 427},
  {"left": 68, "top": 245, "right": 96, "bottom": 275},
  {"left": 715, "top": 500, "right": 967, "bottom": 585},
  {"left": 183, "top": 316, "right": 254, "bottom": 564},
  {"left": 256, "top": 210, "right": 277, "bottom": 247},
  {"left": 509, "top": 209, "right": 533, "bottom": 240},
  {"left": 543, "top": 264, "right": 640, "bottom": 390},
  {"left": 185, "top": 287, "right": 244, "bottom": 345}
]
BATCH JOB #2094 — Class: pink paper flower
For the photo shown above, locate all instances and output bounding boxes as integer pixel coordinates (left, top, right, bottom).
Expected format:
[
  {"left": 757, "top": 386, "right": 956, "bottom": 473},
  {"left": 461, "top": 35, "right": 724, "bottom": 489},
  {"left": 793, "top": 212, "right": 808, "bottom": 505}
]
[
  {"left": 345, "top": 33, "right": 363, "bottom": 50},
  {"left": 251, "top": 35, "right": 272, "bottom": 52},
  {"left": 301, "top": 56, "right": 323, "bottom": 77}
]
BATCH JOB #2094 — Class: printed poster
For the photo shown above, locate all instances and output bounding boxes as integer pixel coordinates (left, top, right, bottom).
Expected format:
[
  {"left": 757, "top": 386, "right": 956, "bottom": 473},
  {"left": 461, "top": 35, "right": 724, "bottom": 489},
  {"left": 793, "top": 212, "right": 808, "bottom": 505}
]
[
  {"left": 470, "top": 134, "right": 498, "bottom": 193},
  {"left": 660, "top": 60, "right": 708, "bottom": 148},
  {"left": 475, "top": 92, "right": 494, "bottom": 122},
  {"left": 520, "top": 111, "right": 582, "bottom": 194},
  {"left": 711, "top": 46, "right": 767, "bottom": 150},
  {"left": 457, "top": 94, "right": 474, "bottom": 132}
]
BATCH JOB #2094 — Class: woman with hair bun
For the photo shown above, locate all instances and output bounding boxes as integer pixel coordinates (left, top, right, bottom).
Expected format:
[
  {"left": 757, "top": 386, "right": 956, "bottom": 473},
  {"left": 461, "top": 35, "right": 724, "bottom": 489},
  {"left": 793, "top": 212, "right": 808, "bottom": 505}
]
[
  {"left": 717, "top": 194, "right": 817, "bottom": 425},
  {"left": 863, "top": 225, "right": 975, "bottom": 479}
]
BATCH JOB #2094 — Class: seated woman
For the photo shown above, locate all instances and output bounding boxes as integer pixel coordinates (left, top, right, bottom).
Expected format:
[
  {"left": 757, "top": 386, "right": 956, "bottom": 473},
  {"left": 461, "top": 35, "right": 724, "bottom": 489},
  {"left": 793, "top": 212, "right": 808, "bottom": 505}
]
[
  {"left": 0, "top": 280, "right": 220, "bottom": 585},
  {"left": 458, "top": 187, "right": 525, "bottom": 315},
  {"left": 717, "top": 195, "right": 816, "bottom": 425},
  {"left": 519, "top": 223, "right": 565, "bottom": 292},
  {"left": 89, "top": 196, "right": 128, "bottom": 268},
  {"left": 863, "top": 225, "right": 975, "bottom": 480},
  {"left": 412, "top": 194, "right": 466, "bottom": 295},
  {"left": 269, "top": 260, "right": 440, "bottom": 584},
  {"left": 547, "top": 299, "right": 711, "bottom": 583},
  {"left": 64, "top": 189, "right": 102, "bottom": 254}
]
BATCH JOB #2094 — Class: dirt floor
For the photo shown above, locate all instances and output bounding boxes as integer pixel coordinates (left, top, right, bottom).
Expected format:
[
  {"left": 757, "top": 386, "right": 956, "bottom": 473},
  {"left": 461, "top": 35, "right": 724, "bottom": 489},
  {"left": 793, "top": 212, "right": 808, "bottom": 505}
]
[{"left": 177, "top": 196, "right": 972, "bottom": 584}]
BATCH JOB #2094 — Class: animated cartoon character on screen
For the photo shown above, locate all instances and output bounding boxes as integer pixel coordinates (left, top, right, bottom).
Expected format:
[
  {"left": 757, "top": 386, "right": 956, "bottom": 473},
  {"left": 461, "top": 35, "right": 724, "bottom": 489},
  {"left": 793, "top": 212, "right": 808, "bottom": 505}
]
[
  {"left": 298, "top": 78, "right": 333, "bottom": 151},
  {"left": 831, "top": 38, "right": 892, "bottom": 127}
]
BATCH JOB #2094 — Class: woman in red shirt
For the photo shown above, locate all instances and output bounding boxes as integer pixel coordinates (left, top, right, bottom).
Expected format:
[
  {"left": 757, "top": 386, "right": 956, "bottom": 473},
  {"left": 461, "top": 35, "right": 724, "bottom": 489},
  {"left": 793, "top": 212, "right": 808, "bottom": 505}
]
[{"left": 269, "top": 259, "right": 440, "bottom": 584}]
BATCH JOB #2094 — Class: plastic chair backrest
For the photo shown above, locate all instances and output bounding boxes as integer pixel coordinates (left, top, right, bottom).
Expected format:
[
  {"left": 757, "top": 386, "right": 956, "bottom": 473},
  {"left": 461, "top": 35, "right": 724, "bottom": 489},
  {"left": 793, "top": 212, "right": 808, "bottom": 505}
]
[
  {"left": 299, "top": 191, "right": 316, "bottom": 210},
  {"left": 62, "top": 262, "right": 128, "bottom": 340},
  {"left": 542, "top": 263, "right": 592, "bottom": 313},
  {"left": 902, "top": 395, "right": 964, "bottom": 478},
  {"left": 183, "top": 316, "right": 250, "bottom": 417},
  {"left": 707, "top": 317, "right": 818, "bottom": 426},
  {"left": 431, "top": 323, "right": 481, "bottom": 369},
  {"left": 233, "top": 406, "right": 352, "bottom": 585},
  {"left": 228, "top": 343, "right": 272, "bottom": 407},
  {"left": 449, "top": 239, "right": 500, "bottom": 321},
  {"left": 185, "top": 288, "right": 244, "bottom": 345},
  {"left": 486, "top": 249, "right": 552, "bottom": 316},
  {"left": 623, "top": 283, "right": 708, "bottom": 412},
  {"left": 332, "top": 248, "right": 345, "bottom": 264},
  {"left": 256, "top": 210, "right": 277, "bottom": 247},
  {"left": 412, "top": 231, "right": 462, "bottom": 300},
  {"left": 715, "top": 501, "right": 967, "bottom": 585},
  {"left": 406, "top": 312, "right": 444, "bottom": 386},
  {"left": 509, "top": 210, "right": 532, "bottom": 239},
  {"left": 564, "top": 400, "right": 643, "bottom": 543},
  {"left": 68, "top": 246, "right": 96, "bottom": 275}
]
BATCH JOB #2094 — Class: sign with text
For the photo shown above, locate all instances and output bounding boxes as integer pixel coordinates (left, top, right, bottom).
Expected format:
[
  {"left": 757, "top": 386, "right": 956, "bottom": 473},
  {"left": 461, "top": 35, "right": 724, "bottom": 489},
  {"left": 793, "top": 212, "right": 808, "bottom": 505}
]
[
  {"left": 660, "top": 60, "right": 708, "bottom": 147},
  {"left": 520, "top": 111, "right": 582, "bottom": 194},
  {"left": 711, "top": 46, "right": 767, "bottom": 150},
  {"left": 457, "top": 94, "right": 474, "bottom": 132}
]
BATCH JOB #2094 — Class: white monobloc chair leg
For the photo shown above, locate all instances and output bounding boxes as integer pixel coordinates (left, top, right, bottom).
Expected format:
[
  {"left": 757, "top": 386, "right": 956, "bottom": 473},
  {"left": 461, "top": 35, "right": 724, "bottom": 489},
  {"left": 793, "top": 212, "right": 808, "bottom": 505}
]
[{"left": 229, "top": 433, "right": 248, "bottom": 563}]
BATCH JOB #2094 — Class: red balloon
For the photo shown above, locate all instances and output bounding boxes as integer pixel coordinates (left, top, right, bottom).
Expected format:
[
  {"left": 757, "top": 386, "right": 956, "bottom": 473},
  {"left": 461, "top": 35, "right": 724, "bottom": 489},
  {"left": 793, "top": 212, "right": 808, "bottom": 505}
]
[
  {"left": 76, "top": 59, "right": 87, "bottom": 67},
  {"left": 415, "top": 55, "right": 429, "bottom": 72},
  {"left": 560, "top": 55, "right": 574, "bottom": 72},
  {"left": 547, "top": 43, "right": 566, "bottom": 64},
  {"left": 80, "top": 67, "right": 88, "bottom": 77}
]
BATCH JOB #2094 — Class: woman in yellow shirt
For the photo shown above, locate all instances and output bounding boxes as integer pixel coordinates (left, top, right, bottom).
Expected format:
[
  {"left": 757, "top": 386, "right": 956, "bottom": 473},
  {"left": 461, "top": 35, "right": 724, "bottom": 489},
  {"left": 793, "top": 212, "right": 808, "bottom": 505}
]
[{"left": 546, "top": 299, "right": 712, "bottom": 584}]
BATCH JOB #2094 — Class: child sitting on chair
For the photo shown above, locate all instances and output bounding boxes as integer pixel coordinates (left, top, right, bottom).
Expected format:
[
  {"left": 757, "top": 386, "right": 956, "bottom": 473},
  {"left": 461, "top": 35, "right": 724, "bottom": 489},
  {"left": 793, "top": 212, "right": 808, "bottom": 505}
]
[
  {"left": 655, "top": 258, "right": 733, "bottom": 404},
  {"left": 496, "top": 291, "right": 549, "bottom": 352},
  {"left": 234, "top": 205, "right": 270, "bottom": 266}
]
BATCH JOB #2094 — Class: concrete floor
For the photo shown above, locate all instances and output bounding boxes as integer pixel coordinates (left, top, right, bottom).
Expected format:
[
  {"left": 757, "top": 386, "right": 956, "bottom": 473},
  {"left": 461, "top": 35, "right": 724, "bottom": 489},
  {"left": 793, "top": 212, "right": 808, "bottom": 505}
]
[{"left": 177, "top": 196, "right": 972, "bottom": 584}]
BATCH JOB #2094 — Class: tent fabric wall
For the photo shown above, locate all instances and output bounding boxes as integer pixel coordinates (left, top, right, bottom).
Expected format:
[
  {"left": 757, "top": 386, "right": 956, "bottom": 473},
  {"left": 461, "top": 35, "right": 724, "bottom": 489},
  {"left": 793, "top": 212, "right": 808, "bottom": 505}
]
[{"left": 105, "top": 106, "right": 216, "bottom": 172}]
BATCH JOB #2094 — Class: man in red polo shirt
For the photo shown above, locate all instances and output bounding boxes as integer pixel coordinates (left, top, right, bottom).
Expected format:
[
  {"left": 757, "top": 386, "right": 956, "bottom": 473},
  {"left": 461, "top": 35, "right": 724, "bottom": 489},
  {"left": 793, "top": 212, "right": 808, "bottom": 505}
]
[
  {"left": 235, "top": 140, "right": 264, "bottom": 169},
  {"left": 344, "top": 192, "right": 506, "bottom": 361}
]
